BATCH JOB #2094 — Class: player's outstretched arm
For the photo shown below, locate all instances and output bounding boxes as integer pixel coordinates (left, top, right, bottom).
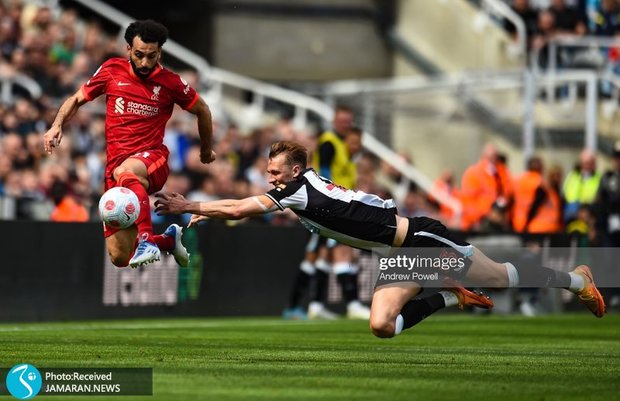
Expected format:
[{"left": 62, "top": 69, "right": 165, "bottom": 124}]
[
  {"left": 155, "top": 192, "right": 277, "bottom": 221},
  {"left": 188, "top": 97, "right": 216, "bottom": 164},
  {"left": 43, "top": 89, "right": 87, "bottom": 154}
]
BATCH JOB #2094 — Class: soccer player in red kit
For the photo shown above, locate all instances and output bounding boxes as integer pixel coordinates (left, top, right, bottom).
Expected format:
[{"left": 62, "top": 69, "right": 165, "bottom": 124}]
[{"left": 43, "top": 20, "right": 216, "bottom": 268}]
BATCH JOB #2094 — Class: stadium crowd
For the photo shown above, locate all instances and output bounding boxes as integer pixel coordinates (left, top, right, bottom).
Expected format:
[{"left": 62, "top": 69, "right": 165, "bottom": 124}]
[
  {"left": 0, "top": 0, "right": 618, "bottom": 250},
  {"left": 505, "top": 0, "right": 620, "bottom": 47}
]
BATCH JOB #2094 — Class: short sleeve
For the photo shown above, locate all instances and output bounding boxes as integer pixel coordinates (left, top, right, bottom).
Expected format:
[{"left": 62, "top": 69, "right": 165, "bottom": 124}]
[
  {"left": 265, "top": 181, "right": 307, "bottom": 211},
  {"left": 81, "top": 62, "right": 109, "bottom": 101},
  {"left": 171, "top": 74, "right": 199, "bottom": 110}
]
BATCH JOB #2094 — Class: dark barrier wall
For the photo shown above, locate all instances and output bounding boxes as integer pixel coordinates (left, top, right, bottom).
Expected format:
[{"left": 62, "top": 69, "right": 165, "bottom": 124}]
[
  {"left": 1, "top": 221, "right": 604, "bottom": 322},
  {"left": 0, "top": 221, "right": 309, "bottom": 322},
  {"left": 0, "top": 221, "right": 106, "bottom": 321},
  {"left": 197, "top": 222, "right": 308, "bottom": 316}
]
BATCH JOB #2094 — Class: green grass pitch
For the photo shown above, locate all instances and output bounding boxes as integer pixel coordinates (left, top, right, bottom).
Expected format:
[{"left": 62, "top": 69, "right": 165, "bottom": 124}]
[{"left": 0, "top": 314, "right": 618, "bottom": 401}]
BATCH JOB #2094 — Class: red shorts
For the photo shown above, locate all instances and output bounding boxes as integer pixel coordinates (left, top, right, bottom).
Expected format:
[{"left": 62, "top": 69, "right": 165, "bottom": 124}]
[{"left": 103, "top": 148, "right": 170, "bottom": 238}]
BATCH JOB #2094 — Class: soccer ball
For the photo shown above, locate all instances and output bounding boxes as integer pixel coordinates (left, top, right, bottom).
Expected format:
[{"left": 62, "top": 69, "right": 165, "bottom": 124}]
[{"left": 98, "top": 187, "right": 140, "bottom": 229}]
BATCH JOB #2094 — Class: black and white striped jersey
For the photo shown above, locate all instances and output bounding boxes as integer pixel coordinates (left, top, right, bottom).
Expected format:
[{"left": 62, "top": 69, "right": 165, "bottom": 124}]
[{"left": 265, "top": 169, "right": 398, "bottom": 250}]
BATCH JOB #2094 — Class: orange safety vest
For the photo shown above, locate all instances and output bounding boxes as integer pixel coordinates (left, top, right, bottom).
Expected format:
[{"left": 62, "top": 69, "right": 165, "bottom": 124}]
[
  {"left": 512, "top": 171, "right": 562, "bottom": 233},
  {"left": 50, "top": 196, "right": 89, "bottom": 222},
  {"left": 460, "top": 159, "right": 513, "bottom": 230}
]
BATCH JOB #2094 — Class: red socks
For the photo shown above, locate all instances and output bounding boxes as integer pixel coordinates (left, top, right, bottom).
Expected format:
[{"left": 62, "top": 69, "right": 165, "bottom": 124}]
[
  {"left": 116, "top": 172, "right": 176, "bottom": 253},
  {"left": 116, "top": 172, "right": 154, "bottom": 243},
  {"left": 153, "top": 234, "right": 174, "bottom": 252}
]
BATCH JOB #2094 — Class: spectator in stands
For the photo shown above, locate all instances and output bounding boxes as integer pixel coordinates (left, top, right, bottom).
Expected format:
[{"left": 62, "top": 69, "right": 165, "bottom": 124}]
[
  {"left": 377, "top": 152, "right": 413, "bottom": 209},
  {"left": 460, "top": 143, "right": 513, "bottom": 231},
  {"left": 563, "top": 149, "right": 601, "bottom": 223},
  {"left": 0, "top": 152, "right": 11, "bottom": 195},
  {"left": 235, "top": 131, "right": 261, "bottom": 176},
  {"left": 429, "top": 169, "right": 461, "bottom": 229},
  {"left": 596, "top": 140, "right": 620, "bottom": 238},
  {"left": 0, "top": 7, "right": 19, "bottom": 60},
  {"left": 591, "top": 0, "right": 620, "bottom": 36},
  {"left": 14, "top": 98, "right": 44, "bottom": 136},
  {"left": 512, "top": 156, "right": 563, "bottom": 234},
  {"left": 3, "top": 132, "right": 29, "bottom": 169},
  {"left": 478, "top": 201, "right": 512, "bottom": 233},
  {"left": 356, "top": 152, "right": 378, "bottom": 192},
  {"left": 399, "top": 183, "right": 435, "bottom": 219},
  {"left": 49, "top": 178, "right": 88, "bottom": 222},
  {"left": 187, "top": 173, "right": 220, "bottom": 203},
  {"left": 566, "top": 204, "right": 598, "bottom": 245},
  {"left": 245, "top": 155, "right": 270, "bottom": 195},
  {"left": 594, "top": 140, "right": 620, "bottom": 307},
  {"left": 506, "top": 0, "right": 540, "bottom": 46},
  {"left": 548, "top": 0, "right": 588, "bottom": 34},
  {"left": 531, "top": 9, "right": 560, "bottom": 68},
  {"left": 533, "top": 9, "right": 558, "bottom": 49}
]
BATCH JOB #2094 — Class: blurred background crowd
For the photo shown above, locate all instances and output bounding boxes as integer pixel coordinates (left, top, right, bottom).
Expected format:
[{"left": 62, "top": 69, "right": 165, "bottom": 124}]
[{"left": 1, "top": 0, "right": 620, "bottom": 250}]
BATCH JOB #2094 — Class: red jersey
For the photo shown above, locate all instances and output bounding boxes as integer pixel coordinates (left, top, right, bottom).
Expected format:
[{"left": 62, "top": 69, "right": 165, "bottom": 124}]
[{"left": 81, "top": 57, "right": 199, "bottom": 171}]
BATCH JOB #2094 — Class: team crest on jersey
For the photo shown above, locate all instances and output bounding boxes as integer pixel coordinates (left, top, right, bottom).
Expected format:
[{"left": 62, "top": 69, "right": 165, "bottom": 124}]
[
  {"left": 151, "top": 85, "right": 161, "bottom": 101},
  {"left": 180, "top": 77, "right": 190, "bottom": 94}
]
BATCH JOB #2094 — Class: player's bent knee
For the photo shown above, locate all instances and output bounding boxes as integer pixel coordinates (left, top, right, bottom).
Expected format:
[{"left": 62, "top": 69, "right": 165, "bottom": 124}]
[
  {"left": 369, "top": 318, "right": 395, "bottom": 339},
  {"left": 109, "top": 251, "right": 129, "bottom": 267},
  {"left": 113, "top": 166, "right": 133, "bottom": 180},
  {"left": 107, "top": 246, "right": 131, "bottom": 267}
]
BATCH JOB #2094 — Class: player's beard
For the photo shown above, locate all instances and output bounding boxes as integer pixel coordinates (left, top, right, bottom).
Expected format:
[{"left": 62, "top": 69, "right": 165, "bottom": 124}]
[{"left": 129, "top": 59, "right": 155, "bottom": 79}]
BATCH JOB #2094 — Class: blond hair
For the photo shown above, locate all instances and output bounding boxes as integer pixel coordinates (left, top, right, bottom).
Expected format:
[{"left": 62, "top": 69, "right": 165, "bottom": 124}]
[{"left": 269, "top": 141, "right": 308, "bottom": 168}]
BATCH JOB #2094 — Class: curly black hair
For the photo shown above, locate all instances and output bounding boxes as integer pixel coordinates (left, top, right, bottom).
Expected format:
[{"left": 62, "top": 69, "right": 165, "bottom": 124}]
[{"left": 124, "top": 20, "right": 168, "bottom": 47}]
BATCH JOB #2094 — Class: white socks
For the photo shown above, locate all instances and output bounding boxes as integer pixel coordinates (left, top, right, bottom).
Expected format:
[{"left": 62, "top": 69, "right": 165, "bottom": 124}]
[
  {"left": 438, "top": 290, "right": 459, "bottom": 307},
  {"left": 568, "top": 272, "right": 585, "bottom": 293},
  {"left": 504, "top": 262, "right": 585, "bottom": 292},
  {"left": 333, "top": 262, "right": 359, "bottom": 275},
  {"left": 394, "top": 314, "right": 404, "bottom": 335},
  {"left": 505, "top": 262, "right": 519, "bottom": 287},
  {"left": 299, "top": 260, "right": 315, "bottom": 275}
]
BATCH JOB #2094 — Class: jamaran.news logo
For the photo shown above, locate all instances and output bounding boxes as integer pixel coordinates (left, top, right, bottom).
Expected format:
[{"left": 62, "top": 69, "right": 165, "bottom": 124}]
[{"left": 5, "top": 364, "right": 42, "bottom": 400}]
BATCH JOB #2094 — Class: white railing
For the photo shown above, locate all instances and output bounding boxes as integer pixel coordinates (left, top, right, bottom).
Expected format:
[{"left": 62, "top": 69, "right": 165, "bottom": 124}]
[
  {"left": 528, "top": 69, "right": 599, "bottom": 153},
  {"left": 0, "top": 72, "right": 42, "bottom": 104},
  {"left": 480, "top": 0, "right": 527, "bottom": 59},
  {"left": 67, "top": 0, "right": 454, "bottom": 217},
  {"left": 532, "top": 35, "right": 620, "bottom": 103},
  {"left": 322, "top": 68, "right": 603, "bottom": 176}
]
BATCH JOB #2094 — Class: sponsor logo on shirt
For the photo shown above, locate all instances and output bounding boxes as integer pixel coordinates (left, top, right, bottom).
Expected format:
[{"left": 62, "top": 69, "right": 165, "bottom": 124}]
[
  {"left": 115, "top": 97, "right": 125, "bottom": 114},
  {"left": 113, "top": 97, "right": 159, "bottom": 117}
]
